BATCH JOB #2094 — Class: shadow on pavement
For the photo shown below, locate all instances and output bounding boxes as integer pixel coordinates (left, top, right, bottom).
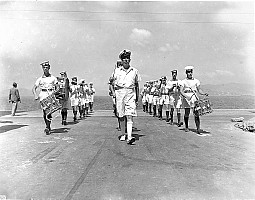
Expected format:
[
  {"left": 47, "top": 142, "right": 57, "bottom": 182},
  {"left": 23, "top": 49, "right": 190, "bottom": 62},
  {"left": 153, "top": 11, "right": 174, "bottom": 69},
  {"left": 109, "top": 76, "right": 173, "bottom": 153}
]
[
  {"left": 51, "top": 127, "right": 70, "bottom": 134},
  {"left": 0, "top": 124, "right": 28, "bottom": 134},
  {"left": 0, "top": 120, "right": 13, "bottom": 123},
  {"left": 67, "top": 121, "right": 79, "bottom": 125},
  {"left": 132, "top": 133, "right": 145, "bottom": 141},
  {"left": 180, "top": 128, "right": 211, "bottom": 135}
]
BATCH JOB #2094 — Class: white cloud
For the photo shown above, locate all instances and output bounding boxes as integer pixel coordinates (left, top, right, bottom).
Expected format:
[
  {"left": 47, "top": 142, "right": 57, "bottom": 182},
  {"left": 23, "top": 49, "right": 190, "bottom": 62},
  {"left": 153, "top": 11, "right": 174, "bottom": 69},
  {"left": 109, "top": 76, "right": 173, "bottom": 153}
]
[
  {"left": 159, "top": 43, "right": 180, "bottom": 52},
  {"left": 129, "top": 28, "right": 152, "bottom": 46}
]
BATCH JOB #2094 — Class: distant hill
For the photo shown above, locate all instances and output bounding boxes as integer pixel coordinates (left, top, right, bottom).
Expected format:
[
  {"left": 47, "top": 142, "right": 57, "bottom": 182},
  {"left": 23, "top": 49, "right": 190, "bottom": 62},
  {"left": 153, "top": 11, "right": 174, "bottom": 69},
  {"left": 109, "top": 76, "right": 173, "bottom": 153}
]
[{"left": 203, "top": 83, "right": 255, "bottom": 96}]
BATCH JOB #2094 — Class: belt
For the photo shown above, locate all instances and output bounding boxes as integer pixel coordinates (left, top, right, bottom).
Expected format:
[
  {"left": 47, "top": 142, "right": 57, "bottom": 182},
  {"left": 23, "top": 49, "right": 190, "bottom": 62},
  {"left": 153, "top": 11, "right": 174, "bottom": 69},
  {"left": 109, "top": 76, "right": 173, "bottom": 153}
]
[
  {"left": 161, "top": 93, "right": 168, "bottom": 95},
  {"left": 41, "top": 89, "right": 53, "bottom": 92},
  {"left": 115, "top": 86, "right": 134, "bottom": 90}
]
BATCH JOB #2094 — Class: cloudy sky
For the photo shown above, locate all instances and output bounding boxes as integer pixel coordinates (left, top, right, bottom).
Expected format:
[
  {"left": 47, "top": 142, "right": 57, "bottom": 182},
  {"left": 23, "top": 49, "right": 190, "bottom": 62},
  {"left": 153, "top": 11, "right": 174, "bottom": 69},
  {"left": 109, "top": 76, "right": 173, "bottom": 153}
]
[{"left": 0, "top": 1, "right": 254, "bottom": 96}]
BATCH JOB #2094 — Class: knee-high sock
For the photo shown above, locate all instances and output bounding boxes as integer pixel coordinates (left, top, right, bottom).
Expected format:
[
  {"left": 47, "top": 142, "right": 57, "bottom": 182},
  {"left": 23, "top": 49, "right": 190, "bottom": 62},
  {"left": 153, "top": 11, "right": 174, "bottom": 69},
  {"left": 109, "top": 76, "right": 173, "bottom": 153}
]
[
  {"left": 184, "top": 116, "right": 189, "bottom": 128},
  {"left": 177, "top": 113, "right": 181, "bottom": 124},
  {"left": 166, "top": 111, "right": 169, "bottom": 120},
  {"left": 170, "top": 109, "right": 174, "bottom": 122},
  {"left": 194, "top": 116, "right": 200, "bottom": 130},
  {"left": 126, "top": 121, "right": 133, "bottom": 140},
  {"left": 153, "top": 105, "right": 156, "bottom": 116}
]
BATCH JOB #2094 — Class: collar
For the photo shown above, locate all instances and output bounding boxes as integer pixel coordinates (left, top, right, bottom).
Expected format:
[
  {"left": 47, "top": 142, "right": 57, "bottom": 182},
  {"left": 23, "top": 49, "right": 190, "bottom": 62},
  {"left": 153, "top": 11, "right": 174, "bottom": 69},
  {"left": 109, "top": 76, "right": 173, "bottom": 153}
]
[
  {"left": 120, "top": 66, "right": 134, "bottom": 73},
  {"left": 42, "top": 74, "right": 51, "bottom": 78}
]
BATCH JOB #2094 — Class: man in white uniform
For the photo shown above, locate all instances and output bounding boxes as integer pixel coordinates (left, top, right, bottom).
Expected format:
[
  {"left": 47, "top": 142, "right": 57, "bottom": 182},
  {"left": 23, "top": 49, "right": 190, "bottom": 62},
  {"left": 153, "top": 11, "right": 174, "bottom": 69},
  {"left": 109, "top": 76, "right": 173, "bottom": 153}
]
[
  {"left": 88, "top": 82, "right": 96, "bottom": 112},
  {"left": 159, "top": 76, "right": 170, "bottom": 121},
  {"left": 32, "top": 61, "right": 58, "bottom": 135},
  {"left": 111, "top": 49, "right": 141, "bottom": 144},
  {"left": 180, "top": 66, "right": 208, "bottom": 135},
  {"left": 167, "top": 70, "right": 183, "bottom": 126},
  {"left": 70, "top": 77, "right": 79, "bottom": 122}
]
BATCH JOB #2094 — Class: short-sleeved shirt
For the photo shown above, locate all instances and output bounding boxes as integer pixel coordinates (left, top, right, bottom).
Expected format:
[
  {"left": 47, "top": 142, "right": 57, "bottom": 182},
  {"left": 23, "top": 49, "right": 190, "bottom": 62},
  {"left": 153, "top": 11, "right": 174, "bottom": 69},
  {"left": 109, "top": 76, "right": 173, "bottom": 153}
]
[
  {"left": 181, "top": 78, "right": 200, "bottom": 94},
  {"left": 113, "top": 66, "right": 141, "bottom": 89},
  {"left": 35, "top": 74, "right": 58, "bottom": 101},
  {"left": 167, "top": 79, "right": 182, "bottom": 95}
]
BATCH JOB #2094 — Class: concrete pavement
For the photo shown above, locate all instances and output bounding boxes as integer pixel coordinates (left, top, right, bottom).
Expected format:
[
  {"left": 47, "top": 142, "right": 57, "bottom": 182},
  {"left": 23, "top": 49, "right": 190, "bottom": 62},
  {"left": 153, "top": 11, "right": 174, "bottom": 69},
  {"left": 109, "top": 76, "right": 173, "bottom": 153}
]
[{"left": 0, "top": 109, "right": 255, "bottom": 200}]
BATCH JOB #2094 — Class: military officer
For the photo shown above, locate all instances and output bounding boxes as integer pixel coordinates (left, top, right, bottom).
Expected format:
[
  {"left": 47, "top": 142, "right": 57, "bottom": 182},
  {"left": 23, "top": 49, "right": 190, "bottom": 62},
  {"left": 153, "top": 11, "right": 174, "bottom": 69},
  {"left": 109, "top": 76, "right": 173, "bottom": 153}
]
[
  {"left": 112, "top": 49, "right": 141, "bottom": 144},
  {"left": 88, "top": 82, "right": 96, "bottom": 112}
]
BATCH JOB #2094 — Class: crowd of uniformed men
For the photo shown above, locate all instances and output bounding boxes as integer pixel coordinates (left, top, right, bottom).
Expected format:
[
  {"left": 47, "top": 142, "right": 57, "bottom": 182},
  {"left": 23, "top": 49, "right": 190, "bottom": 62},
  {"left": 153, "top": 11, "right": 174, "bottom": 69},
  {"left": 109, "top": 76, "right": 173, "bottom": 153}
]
[
  {"left": 32, "top": 61, "right": 96, "bottom": 135},
  {"left": 109, "top": 50, "right": 209, "bottom": 144},
  {"left": 32, "top": 49, "right": 208, "bottom": 140}
]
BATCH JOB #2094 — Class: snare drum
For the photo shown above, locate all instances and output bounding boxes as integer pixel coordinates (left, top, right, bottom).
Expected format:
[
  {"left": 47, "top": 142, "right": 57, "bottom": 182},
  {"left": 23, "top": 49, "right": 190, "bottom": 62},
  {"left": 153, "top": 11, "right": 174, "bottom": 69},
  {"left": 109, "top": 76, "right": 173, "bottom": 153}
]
[
  {"left": 40, "top": 93, "right": 62, "bottom": 116},
  {"left": 194, "top": 98, "right": 213, "bottom": 116}
]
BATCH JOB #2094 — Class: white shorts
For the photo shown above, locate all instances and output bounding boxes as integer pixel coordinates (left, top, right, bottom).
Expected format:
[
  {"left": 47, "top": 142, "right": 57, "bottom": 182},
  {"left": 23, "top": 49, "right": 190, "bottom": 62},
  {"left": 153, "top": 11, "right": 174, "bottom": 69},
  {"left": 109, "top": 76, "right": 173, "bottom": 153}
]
[
  {"left": 142, "top": 95, "right": 146, "bottom": 104},
  {"left": 169, "top": 94, "right": 182, "bottom": 109},
  {"left": 70, "top": 97, "right": 79, "bottom": 107},
  {"left": 159, "top": 95, "right": 170, "bottom": 105},
  {"left": 182, "top": 93, "right": 197, "bottom": 108},
  {"left": 115, "top": 88, "right": 137, "bottom": 118},
  {"left": 152, "top": 96, "right": 160, "bottom": 105},
  {"left": 147, "top": 94, "right": 153, "bottom": 104}
]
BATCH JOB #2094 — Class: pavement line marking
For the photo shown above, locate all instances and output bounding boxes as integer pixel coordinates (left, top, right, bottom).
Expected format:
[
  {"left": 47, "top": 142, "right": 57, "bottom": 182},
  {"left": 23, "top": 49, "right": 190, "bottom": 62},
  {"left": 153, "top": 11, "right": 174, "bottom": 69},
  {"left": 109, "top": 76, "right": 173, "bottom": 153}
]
[{"left": 64, "top": 139, "right": 107, "bottom": 200}]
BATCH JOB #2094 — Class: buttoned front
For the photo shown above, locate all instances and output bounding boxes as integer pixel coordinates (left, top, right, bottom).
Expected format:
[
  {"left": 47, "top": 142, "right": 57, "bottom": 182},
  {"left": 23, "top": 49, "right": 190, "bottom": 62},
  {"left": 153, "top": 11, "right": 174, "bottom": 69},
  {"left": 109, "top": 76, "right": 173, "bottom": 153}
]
[{"left": 113, "top": 66, "right": 141, "bottom": 89}]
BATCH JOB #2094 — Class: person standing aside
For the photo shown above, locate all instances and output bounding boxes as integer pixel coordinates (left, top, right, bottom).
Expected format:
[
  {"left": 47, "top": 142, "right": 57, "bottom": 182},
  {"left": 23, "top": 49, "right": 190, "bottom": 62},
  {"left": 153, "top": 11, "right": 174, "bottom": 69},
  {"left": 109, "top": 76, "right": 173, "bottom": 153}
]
[
  {"left": 88, "top": 82, "right": 96, "bottom": 112},
  {"left": 112, "top": 49, "right": 141, "bottom": 144},
  {"left": 32, "top": 61, "right": 58, "bottom": 135},
  {"left": 180, "top": 66, "right": 208, "bottom": 135},
  {"left": 167, "top": 70, "right": 183, "bottom": 126},
  {"left": 9, "top": 82, "right": 21, "bottom": 116},
  {"left": 57, "top": 71, "right": 71, "bottom": 125}
]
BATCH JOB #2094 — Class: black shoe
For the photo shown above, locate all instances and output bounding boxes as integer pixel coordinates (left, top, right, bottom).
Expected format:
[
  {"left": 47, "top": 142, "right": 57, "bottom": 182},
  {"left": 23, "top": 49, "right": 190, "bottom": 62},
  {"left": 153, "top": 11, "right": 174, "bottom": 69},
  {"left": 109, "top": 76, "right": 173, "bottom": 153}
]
[
  {"left": 44, "top": 128, "right": 50, "bottom": 135},
  {"left": 127, "top": 137, "right": 135, "bottom": 145},
  {"left": 166, "top": 119, "right": 170, "bottom": 122},
  {"left": 177, "top": 122, "right": 183, "bottom": 127}
]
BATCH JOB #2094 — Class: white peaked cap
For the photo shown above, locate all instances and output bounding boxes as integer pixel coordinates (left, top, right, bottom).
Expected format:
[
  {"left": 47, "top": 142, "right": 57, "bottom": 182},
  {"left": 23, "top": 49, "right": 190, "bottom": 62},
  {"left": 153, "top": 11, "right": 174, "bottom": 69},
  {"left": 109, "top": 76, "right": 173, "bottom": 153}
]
[{"left": 185, "top": 66, "right": 194, "bottom": 70}]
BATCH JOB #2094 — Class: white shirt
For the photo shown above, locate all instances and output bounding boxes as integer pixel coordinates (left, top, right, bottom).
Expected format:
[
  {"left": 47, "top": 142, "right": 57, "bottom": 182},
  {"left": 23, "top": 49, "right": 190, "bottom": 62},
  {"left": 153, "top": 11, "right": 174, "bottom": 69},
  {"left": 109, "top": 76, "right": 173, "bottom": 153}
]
[
  {"left": 167, "top": 79, "right": 182, "bottom": 95},
  {"left": 35, "top": 74, "right": 58, "bottom": 90},
  {"left": 113, "top": 66, "right": 141, "bottom": 89},
  {"left": 35, "top": 74, "right": 58, "bottom": 101},
  {"left": 181, "top": 78, "right": 200, "bottom": 94}
]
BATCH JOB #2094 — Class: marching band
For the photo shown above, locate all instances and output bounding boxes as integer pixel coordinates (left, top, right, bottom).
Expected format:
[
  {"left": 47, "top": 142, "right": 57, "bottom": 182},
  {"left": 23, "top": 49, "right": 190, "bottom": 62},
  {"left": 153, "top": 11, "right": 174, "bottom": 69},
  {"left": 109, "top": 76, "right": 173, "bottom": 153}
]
[{"left": 33, "top": 52, "right": 211, "bottom": 139}]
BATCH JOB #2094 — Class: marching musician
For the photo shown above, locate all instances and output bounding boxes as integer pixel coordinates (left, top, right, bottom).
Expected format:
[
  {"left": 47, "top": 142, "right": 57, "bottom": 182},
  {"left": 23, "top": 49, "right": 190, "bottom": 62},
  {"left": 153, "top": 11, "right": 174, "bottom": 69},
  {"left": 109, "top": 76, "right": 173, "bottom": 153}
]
[
  {"left": 70, "top": 77, "right": 79, "bottom": 122},
  {"left": 159, "top": 76, "right": 170, "bottom": 121},
  {"left": 88, "top": 82, "right": 96, "bottom": 112},
  {"left": 78, "top": 79, "right": 86, "bottom": 119},
  {"left": 58, "top": 71, "right": 71, "bottom": 125},
  {"left": 180, "top": 66, "right": 208, "bottom": 135},
  {"left": 84, "top": 82, "right": 90, "bottom": 117},
  {"left": 167, "top": 70, "right": 183, "bottom": 126},
  {"left": 32, "top": 61, "right": 58, "bottom": 135},
  {"left": 112, "top": 49, "right": 141, "bottom": 144},
  {"left": 140, "top": 83, "right": 147, "bottom": 112},
  {"left": 147, "top": 81, "right": 154, "bottom": 115},
  {"left": 151, "top": 80, "right": 161, "bottom": 117}
]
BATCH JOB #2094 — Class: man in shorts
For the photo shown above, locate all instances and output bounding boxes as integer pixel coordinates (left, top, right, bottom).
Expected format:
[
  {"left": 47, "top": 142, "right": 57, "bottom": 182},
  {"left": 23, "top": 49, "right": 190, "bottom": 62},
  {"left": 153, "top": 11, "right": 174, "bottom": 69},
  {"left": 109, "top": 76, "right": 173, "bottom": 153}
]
[
  {"left": 167, "top": 70, "right": 183, "bottom": 126},
  {"left": 111, "top": 49, "right": 141, "bottom": 144},
  {"left": 70, "top": 77, "right": 79, "bottom": 122},
  {"left": 32, "top": 61, "right": 58, "bottom": 135},
  {"left": 180, "top": 66, "right": 208, "bottom": 135}
]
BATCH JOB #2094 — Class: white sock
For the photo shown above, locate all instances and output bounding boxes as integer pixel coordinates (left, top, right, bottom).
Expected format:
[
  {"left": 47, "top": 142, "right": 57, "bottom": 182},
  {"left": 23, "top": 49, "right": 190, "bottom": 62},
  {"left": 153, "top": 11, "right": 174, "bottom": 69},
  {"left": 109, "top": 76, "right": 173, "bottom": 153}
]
[{"left": 127, "top": 121, "right": 133, "bottom": 140}]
